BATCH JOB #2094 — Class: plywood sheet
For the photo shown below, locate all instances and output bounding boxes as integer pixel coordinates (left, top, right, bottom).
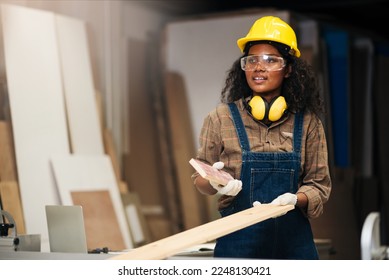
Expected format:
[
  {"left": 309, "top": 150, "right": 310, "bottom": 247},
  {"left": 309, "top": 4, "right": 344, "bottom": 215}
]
[
  {"left": 146, "top": 36, "right": 181, "bottom": 234},
  {"left": 125, "top": 39, "right": 165, "bottom": 207},
  {"left": 110, "top": 204, "right": 294, "bottom": 260},
  {"left": 71, "top": 190, "right": 126, "bottom": 251},
  {"left": 125, "top": 39, "right": 174, "bottom": 235},
  {"left": 55, "top": 14, "right": 104, "bottom": 155},
  {"left": 0, "top": 181, "right": 25, "bottom": 234},
  {"left": 50, "top": 154, "right": 133, "bottom": 249},
  {"left": 164, "top": 72, "right": 207, "bottom": 229},
  {"left": 103, "top": 128, "right": 123, "bottom": 191},
  {"left": 1, "top": 4, "right": 70, "bottom": 251},
  {"left": 0, "top": 121, "right": 17, "bottom": 181}
]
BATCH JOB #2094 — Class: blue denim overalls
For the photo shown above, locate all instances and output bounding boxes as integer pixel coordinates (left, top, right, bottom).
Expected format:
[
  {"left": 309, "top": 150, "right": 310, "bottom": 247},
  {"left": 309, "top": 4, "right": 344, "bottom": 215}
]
[{"left": 213, "top": 103, "right": 318, "bottom": 259}]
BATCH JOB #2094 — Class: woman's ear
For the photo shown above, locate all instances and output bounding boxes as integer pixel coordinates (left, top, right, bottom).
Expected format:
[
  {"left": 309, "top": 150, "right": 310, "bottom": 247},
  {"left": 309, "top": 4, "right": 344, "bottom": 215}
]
[{"left": 284, "top": 64, "right": 292, "bottom": 78}]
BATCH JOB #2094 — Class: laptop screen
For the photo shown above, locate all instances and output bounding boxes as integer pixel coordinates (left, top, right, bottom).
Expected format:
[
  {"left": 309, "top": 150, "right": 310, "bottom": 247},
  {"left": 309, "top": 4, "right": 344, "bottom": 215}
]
[{"left": 45, "top": 205, "right": 88, "bottom": 253}]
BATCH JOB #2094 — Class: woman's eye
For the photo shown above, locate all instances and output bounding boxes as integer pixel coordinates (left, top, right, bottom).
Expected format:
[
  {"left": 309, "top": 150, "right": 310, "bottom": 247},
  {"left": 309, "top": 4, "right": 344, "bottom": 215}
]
[{"left": 248, "top": 58, "right": 257, "bottom": 64}]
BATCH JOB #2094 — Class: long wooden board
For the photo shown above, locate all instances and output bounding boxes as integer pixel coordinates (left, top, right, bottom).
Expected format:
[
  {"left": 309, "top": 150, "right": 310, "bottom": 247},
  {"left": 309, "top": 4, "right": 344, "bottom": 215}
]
[
  {"left": 164, "top": 72, "right": 207, "bottom": 229},
  {"left": 110, "top": 204, "right": 293, "bottom": 260}
]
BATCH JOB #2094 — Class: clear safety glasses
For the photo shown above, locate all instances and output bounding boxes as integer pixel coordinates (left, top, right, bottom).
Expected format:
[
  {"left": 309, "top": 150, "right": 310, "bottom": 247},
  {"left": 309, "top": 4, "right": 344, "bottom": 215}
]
[{"left": 240, "top": 54, "right": 286, "bottom": 72}]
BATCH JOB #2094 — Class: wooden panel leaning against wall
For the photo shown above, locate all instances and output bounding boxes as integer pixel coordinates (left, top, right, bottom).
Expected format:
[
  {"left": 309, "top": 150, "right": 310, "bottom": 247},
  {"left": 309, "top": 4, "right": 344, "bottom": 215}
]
[{"left": 0, "top": 80, "right": 26, "bottom": 235}]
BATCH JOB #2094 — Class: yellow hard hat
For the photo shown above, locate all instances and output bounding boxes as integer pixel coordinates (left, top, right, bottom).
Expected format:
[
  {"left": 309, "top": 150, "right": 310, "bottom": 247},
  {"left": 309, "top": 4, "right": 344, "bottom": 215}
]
[{"left": 237, "top": 16, "right": 300, "bottom": 57}]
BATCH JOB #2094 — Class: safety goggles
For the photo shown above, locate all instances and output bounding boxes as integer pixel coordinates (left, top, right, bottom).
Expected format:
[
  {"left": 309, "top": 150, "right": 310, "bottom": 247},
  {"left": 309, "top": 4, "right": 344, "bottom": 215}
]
[{"left": 240, "top": 54, "right": 286, "bottom": 72}]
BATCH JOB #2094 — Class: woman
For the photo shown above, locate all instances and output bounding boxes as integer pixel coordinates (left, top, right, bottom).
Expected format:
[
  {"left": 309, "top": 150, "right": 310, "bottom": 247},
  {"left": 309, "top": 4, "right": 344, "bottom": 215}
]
[{"left": 192, "top": 16, "right": 332, "bottom": 259}]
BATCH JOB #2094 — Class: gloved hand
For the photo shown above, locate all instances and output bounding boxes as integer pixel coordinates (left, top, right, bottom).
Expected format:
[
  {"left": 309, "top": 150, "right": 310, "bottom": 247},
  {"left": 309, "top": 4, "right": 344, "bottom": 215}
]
[
  {"left": 270, "top": 193, "right": 297, "bottom": 206},
  {"left": 209, "top": 162, "right": 242, "bottom": 196},
  {"left": 252, "top": 201, "right": 261, "bottom": 207}
]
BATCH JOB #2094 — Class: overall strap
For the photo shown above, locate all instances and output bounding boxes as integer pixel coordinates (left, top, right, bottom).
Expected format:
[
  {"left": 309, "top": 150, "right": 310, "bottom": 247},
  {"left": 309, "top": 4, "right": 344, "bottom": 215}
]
[
  {"left": 292, "top": 111, "right": 304, "bottom": 153},
  {"left": 291, "top": 111, "right": 304, "bottom": 188},
  {"left": 228, "top": 103, "right": 250, "bottom": 152}
]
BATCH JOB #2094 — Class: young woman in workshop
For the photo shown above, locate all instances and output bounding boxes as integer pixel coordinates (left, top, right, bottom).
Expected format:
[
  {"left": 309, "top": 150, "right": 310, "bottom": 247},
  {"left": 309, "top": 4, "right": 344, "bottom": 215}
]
[{"left": 192, "top": 16, "right": 332, "bottom": 259}]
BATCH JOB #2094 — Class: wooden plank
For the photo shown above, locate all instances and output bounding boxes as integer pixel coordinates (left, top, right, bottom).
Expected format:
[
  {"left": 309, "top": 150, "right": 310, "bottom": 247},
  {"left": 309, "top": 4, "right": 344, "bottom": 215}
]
[
  {"left": 125, "top": 39, "right": 167, "bottom": 214},
  {"left": 147, "top": 35, "right": 181, "bottom": 234},
  {"left": 0, "top": 181, "right": 25, "bottom": 234},
  {"left": 0, "top": 81, "right": 11, "bottom": 122},
  {"left": 124, "top": 39, "right": 176, "bottom": 238},
  {"left": 0, "top": 121, "right": 17, "bottom": 181},
  {"left": 110, "top": 204, "right": 294, "bottom": 260},
  {"left": 164, "top": 72, "right": 207, "bottom": 229},
  {"left": 103, "top": 128, "right": 124, "bottom": 193}
]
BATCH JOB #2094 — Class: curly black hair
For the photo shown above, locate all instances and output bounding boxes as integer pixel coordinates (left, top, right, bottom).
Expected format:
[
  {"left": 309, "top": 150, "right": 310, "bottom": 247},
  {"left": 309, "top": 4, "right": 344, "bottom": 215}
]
[{"left": 220, "top": 50, "right": 325, "bottom": 116}]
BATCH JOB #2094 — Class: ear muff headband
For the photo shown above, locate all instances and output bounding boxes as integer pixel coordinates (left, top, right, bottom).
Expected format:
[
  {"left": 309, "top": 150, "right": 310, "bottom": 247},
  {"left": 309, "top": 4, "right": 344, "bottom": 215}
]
[{"left": 248, "top": 95, "right": 287, "bottom": 122}]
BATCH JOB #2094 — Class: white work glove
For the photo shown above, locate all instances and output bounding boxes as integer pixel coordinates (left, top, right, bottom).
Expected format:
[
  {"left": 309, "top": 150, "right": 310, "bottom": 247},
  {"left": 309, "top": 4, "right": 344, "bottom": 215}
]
[
  {"left": 209, "top": 162, "right": 242, "bottom": 196},
  {"left": 270, "top": 193, "right": 297, "bottom": 206},
  {"left": 253, "top": 201, "right": 261, "bottom": 207},
  {"left": 254, "top": 198, "right": 290, "bottom": 219}
]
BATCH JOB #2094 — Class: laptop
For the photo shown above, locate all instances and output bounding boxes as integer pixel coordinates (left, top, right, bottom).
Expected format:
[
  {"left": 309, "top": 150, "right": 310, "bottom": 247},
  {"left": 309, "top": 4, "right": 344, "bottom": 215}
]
[{"left": 45, "top": 205, "right": 88, "bottom": 253}]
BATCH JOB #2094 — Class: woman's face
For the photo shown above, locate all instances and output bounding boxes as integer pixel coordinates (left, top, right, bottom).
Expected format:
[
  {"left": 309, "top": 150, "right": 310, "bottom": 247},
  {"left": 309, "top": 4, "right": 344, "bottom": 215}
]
[{"left": 244, "top": 43, "right": 290, "bottom": 102}]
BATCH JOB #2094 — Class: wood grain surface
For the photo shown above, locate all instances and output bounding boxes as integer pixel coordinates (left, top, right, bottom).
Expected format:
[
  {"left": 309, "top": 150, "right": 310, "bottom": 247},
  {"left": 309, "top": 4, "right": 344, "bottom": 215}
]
[{"left": 110, "top": 204, "right": 294, "bottom": 260}]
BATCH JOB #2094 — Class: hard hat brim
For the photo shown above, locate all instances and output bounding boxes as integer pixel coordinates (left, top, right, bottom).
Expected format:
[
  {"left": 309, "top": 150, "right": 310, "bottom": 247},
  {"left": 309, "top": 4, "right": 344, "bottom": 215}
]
[{"left": 237, "top": 37, "right": 301, "bottom": 57}]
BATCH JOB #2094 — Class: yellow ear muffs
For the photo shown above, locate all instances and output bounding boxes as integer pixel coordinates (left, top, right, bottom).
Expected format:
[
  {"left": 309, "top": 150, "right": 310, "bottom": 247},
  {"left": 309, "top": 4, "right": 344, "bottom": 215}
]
[
  {"left": 268, "top": 96, "right": 287, "bottom": 121},
  {"left": 248, "top": 95, "right": 287, "bottom": 122},
  {"left": 248, "top": 95, "right": 266, "bottom": 120}
]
